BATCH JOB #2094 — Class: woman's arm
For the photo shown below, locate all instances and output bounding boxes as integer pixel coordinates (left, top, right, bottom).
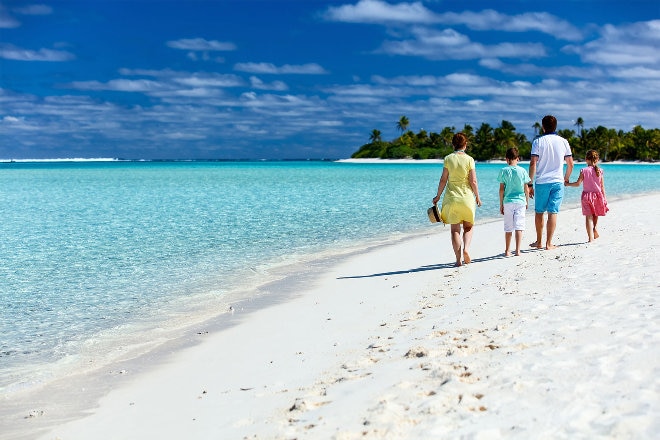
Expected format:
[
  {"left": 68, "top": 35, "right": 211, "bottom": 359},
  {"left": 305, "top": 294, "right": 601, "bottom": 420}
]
[
  {"left": 468, "top": 168, "right": 482, "bottom": 207},
  {"left": 432, "top": 168, "right": 449, "bottom": 205}
]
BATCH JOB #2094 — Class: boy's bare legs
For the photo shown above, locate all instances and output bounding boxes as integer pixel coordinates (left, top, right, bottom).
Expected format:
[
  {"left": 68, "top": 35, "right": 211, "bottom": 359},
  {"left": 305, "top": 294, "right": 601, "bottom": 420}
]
[
  {"left": 514, "top": 230, "right": 523, "bottom": 256},
  {"left": 450, "top": 224, "right": 463, "bottom": 266},
  {"left": 586, "top": 215, "right": 594, "bottom": 242},
  {"left": 462, "top": 221, "right": 473, "bottom": 264},
  {"left": 504, "top": 232, "right": 513, "bottom": 256},
  {"left": 545, "top": 213, "right": 558, "bottom": 249},
  {"left": 593, "top": 216, "right": 599, "bottom": 239}
]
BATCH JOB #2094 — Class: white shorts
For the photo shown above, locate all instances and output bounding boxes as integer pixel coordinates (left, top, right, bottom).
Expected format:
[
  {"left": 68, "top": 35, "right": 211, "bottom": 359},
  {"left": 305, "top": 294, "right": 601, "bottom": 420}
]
[{"left": 503, "top": 203, "right": 526, "bottom": 232}]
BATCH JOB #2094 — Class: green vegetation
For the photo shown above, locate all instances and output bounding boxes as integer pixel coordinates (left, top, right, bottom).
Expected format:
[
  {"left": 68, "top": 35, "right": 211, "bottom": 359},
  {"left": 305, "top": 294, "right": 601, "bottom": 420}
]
[{"left": 351, "top": 116, "right": 660, "bottom": 161}]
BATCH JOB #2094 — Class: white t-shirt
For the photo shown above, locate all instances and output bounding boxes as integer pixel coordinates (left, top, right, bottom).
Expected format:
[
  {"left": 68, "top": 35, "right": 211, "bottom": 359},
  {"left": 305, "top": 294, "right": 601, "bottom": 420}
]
[{"left": 531, "top": 133, "right": 572, "bottom": 184}]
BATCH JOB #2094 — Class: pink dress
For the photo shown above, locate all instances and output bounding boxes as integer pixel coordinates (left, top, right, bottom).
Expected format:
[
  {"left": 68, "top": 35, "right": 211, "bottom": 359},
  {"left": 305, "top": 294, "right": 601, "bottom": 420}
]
[{"left": 580, "top": 166, "right": 608, "bottom": 216}]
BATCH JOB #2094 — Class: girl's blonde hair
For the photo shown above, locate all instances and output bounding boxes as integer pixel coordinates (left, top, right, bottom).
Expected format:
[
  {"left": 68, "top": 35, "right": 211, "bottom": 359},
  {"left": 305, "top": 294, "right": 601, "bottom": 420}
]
[{"left": 586, "top": 149, "right": 601, "bottom": 176}]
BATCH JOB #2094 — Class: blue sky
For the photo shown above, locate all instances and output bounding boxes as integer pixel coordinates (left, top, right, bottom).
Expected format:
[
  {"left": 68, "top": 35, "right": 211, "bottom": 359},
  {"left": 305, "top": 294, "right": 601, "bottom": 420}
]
[{"left": 1, "top": 0, "right": 659, "bottom": 159}]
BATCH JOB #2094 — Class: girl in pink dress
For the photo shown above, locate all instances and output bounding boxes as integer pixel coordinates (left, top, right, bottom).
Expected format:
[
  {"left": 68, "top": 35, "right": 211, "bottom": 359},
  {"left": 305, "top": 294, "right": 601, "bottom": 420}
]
[{"left": 566, "top": 150, "right": 608, "bottom": 242}]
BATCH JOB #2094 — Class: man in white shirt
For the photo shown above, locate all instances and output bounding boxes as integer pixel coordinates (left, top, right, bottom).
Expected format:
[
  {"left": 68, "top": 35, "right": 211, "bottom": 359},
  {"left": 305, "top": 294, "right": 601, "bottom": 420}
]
[{"left": 528, "top": 115, "right": 574, "bottom": 250}]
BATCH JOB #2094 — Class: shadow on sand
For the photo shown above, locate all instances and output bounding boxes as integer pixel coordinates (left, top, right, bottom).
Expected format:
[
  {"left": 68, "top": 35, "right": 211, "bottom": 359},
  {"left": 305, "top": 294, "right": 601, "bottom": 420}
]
[{"left": 337, "top": 242, "right": 582, "bottom": 280}]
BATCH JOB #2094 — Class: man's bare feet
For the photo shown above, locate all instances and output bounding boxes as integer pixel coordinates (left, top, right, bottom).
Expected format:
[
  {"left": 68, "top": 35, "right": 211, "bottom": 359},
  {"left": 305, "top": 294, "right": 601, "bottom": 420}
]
[
  {"left": 545, "top": 243, "right": 558, "bottom": 250},
  {"left": 463, "top": 250, "right": 471, "bottom": 264},
  {"left": 529, "top": 241, "right": 542, "bottom": 249}
]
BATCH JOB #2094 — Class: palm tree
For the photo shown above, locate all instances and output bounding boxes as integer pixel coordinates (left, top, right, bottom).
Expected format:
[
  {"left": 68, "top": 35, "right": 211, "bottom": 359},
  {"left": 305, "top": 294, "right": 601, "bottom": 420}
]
[
  {"left": 574, "top": 117, "right": 584, "bottom": 138},
  {"left": 532, "top": 122, "right": 542, "bottom": 137},
  {"left": 369, "top": 129, "right": 382, "bottom": 143},
  {"left": 396, "top": 116, "right": 409, "bottom": 135}
]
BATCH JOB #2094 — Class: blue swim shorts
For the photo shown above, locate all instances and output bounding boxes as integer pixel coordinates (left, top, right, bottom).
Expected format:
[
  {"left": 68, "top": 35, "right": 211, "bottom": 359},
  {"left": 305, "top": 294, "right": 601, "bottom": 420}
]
[{"left": 534, "top": 182, "right": 564, "bottom": 214}]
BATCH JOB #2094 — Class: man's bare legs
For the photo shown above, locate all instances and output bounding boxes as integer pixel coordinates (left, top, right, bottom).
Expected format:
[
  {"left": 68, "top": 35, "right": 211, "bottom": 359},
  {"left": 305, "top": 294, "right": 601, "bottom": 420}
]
[
  {"left": 450, "top": 222, "right": 474, "bottom": 266},
  {"left": 531, "top": 212, "right": 544, "bottom": 249},
  {"left": 531, "top": 212, "right": 558, "bottom": 250},
  {"left": 545, "top": 213, "right": 558, "bottom": 249}
]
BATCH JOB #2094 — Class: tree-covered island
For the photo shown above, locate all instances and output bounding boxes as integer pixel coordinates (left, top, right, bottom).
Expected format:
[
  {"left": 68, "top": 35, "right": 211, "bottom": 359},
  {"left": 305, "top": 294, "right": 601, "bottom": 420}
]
[{"left": 351, "top": 116, "right": 660, "bottom": 161}]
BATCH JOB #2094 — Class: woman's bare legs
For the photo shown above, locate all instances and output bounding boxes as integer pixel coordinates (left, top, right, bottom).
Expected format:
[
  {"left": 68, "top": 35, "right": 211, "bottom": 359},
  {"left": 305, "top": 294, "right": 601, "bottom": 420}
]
[
  {"left": 450, "top": 224, "right": 463, "bottom": 266},
  {"left": 462, "top": 221, "right": 473, "bottom": 264}
]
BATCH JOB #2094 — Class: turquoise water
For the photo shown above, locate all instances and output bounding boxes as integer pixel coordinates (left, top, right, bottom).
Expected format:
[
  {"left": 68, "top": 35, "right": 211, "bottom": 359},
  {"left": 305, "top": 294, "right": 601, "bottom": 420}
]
[{"left": 1, "top": 160, "right": 658, "bottom": 393}]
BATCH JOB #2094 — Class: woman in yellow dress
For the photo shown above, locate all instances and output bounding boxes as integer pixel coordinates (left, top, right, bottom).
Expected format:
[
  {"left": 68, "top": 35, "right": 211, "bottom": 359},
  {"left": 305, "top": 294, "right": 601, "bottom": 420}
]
[{"left": 432, "top": 133, "right": 482, "bottom": 266}]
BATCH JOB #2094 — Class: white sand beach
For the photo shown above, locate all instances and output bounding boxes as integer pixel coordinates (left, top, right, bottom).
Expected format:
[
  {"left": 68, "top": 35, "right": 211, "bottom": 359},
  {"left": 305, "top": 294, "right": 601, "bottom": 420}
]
[{"left": 6, "top": 193, "right": 659, "bottom": 439}]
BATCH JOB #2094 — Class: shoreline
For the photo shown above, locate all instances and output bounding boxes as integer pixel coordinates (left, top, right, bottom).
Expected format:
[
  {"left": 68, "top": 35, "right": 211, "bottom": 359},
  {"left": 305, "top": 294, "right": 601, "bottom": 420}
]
[{"left": 5, "top": 193, "right": 660, "bottom": 439}]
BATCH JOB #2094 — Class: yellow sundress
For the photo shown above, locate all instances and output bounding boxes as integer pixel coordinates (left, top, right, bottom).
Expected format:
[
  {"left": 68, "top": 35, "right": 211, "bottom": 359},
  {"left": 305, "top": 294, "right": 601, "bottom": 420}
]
[{"left": 441, "top": 152, "right": 477, "bottom": 224}]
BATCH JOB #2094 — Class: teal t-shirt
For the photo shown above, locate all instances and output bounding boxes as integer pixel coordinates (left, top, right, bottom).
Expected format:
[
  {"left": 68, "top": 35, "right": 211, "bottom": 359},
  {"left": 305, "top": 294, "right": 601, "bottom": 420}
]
[{"left": 498, "top": 165, "right": 530, "bottom": 204}]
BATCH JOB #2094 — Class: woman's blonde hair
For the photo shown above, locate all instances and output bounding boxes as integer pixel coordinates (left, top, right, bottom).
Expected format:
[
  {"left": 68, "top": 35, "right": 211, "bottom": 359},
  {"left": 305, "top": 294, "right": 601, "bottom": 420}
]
[{"left": 586, "top": 149, "right": 601, "bottom": 176}]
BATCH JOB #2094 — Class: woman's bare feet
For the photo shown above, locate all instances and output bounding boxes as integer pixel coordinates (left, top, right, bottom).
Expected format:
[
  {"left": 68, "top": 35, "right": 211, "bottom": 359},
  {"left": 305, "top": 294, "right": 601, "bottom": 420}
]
[
  {"left": 504, "top": 251, "right": 512, "bottom": 257},
  {"left": 463, "top": 250, "right": 471, "bottom": 264},
  {"left": 594, "top": 228, "right": 599, "bottom": 239}
]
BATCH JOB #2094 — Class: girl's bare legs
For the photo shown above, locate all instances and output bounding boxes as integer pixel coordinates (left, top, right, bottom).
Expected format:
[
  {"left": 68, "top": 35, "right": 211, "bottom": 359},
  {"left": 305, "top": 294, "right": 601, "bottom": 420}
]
[
  {"left": 585, "top": 215, "right": 594, "bottom": 242},
  {"left": 514, "top": 230, "right": 523, "bottom": 256},
  {"left": 462, "top": 221, "right": 473, "bottom": 264},
  {"left": 450, "top": 224, "right": 463, "bottom": 266},
  {"left": 593, "top": 216, "right": 600, "bottom": 239},
  {"left": 504, "top": 232, "right": 513, "bottom": 256}
]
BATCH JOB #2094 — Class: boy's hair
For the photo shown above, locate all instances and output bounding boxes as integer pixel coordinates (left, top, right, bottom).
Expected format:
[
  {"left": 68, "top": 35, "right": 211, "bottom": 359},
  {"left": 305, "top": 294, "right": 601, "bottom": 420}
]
[
  {"left": 452, "top": 133, "right": 467, "bottom": 150},
  {"left": 585, "top": 149, "right": 601, "bottom": 176},
  {"left": 541, "top": 115, "right": 558, "bottom": 133},
  {"left": 505, "top": 147, "right": 519, "bottom": 161}
]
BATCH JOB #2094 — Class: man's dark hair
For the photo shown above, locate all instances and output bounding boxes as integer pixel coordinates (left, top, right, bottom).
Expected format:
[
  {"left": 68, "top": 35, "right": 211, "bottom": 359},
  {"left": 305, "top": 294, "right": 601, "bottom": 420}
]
[{"left": 542, "top": 115, "right": 557, "bottom": 133}]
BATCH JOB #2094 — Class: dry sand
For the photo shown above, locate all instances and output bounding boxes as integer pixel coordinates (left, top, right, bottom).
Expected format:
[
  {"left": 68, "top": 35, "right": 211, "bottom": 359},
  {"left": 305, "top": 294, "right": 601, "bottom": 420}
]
[{"left": 6, "top": 193, "right": 659, "bottom": 439}]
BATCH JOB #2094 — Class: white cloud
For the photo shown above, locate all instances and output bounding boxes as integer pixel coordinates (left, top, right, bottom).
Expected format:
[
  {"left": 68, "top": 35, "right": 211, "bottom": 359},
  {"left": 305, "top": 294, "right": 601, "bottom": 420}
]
[
  {"left": 166, "top": 38, "right": 237, "bottom": 51},
  {"left": 438, "top": 9, "right": 582, "bottom": 41},
  {"left": 324, "top": 1, "right": 582, "bottom": 40},
  {"left": 234, "top": 62, "right": 328, "bottom": 74},
  {"left": 249, "top": 76, "right": 288, "bottom": 91},
  {"left": 379, "top": 27, "right": 545, "bottom": 60},
  {"left": 323, "top": 0, "right": 435, "bottom": 24},
  {"left": 69, "top": 79, "right": 166, "bottom": 93},
  {"left": 564, "top": 20, "right": 660, "bottom": 67},
  {"left": 0, "top": 43, "right": 74, "bottom": 61},
  {"left": 13, "top": 4, "right": 53, "bottom": 15}
]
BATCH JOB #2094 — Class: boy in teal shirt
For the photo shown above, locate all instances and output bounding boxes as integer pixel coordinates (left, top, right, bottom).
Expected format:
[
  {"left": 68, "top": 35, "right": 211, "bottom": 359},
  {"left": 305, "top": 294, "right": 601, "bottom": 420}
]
[{"left": 498, "top": 147, "right": 531, "bottom": 256}]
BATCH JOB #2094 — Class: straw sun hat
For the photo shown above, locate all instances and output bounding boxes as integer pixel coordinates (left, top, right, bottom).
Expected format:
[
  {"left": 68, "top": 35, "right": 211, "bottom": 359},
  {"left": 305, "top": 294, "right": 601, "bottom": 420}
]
[{"left": 427, "top": 204, "right": 442, "bottom": 223}]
